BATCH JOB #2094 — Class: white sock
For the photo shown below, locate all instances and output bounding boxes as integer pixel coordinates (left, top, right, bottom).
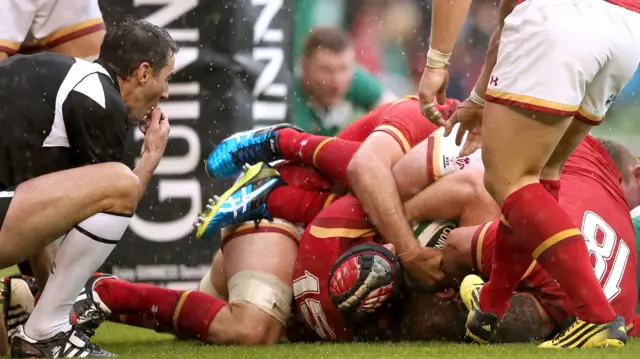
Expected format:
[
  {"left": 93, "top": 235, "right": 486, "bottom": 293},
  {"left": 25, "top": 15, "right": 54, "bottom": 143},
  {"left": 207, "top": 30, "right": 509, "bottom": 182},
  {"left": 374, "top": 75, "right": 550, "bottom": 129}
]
[{"left": 24, "top": 212, "right": 131, "bottom": 340}]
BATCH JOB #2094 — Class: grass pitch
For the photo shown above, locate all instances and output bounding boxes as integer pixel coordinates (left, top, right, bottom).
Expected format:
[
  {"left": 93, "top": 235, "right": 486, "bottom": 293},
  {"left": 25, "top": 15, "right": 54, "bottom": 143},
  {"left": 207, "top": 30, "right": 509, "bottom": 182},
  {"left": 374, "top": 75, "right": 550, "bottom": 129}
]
[
  {"left": 88, "top": 323, "right": 640, "bottom": 359},
  {"left": 1, "top": 268, "right": 638, "bottom": 358}
]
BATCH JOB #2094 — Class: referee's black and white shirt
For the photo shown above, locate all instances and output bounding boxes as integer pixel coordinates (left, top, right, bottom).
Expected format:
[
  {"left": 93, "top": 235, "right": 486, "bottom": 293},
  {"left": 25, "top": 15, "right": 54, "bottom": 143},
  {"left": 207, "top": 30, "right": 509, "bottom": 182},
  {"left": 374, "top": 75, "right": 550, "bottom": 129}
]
[{"left": 0, "top": 52, "right": 128, "bottom": 190}]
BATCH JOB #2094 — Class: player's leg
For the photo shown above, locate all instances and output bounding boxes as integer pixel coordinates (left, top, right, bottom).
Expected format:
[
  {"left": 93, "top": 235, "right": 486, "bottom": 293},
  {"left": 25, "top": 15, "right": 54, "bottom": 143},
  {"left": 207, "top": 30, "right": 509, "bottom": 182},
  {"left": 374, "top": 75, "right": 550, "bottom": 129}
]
[
  {"left": 23, "top": 243, "right": 58, "bottom": 293},
  {"left": 440, "top": 225, "right": 480, "bottom": 286},
  {"left": 467, "top": 0, "right": 630, "bottom": 346},
  {"left": 402, "top": 169, "right": 499, "bottom": 226},
  {"left": 438, "top": 224, "right": 557, "bottom": 342},
  {"left": 264, "top": 164, "right": 338, "bottom": 227},
  {"left": 197, "top": 250, "right": 228, "bottom": 300},
  {"left": 206, "top": 124, "right": 362, "bottom": 185},
  {"left": 5, "top": 162, "right": 139, "bottom": 356},
  {"left": 92, "top": 225, "right": 298, "bottom": 345},
  {"left": 0, "top": 0, "right": 36, "bottom": 60},
  {"left": 203, "top": 223, "right": 298, "bottom": 344},
  {"left": 195, "top": 162, "right": 338, "bottom": 239},
  {"left": 26, "top": 0, "right": 104, "bottom": 60},
  {"left": 535, "top": 28, "right": 640, "bottom": 347}
]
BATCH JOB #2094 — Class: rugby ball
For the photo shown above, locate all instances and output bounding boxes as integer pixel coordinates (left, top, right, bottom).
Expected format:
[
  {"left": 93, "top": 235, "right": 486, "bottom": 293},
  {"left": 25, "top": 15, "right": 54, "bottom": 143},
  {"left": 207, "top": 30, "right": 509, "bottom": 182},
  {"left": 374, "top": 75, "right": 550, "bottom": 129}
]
[
  {"left": 403, "top": 219, "right": 459, "bottom": 290},
  {"left": 413, "top": 219, "right": 458, "bottom": 252}
]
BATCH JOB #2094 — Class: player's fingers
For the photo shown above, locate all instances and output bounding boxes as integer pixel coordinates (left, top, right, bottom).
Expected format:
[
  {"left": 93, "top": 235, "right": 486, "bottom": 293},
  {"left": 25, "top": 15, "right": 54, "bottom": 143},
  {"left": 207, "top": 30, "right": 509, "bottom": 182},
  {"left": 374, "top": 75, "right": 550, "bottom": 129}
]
[
  {"left": 460, "top": 139, "right": 472, "bottom": 157},
  {"left": 443, "top": 112, "right": 457, "bottom": 137},
  {"left": 150, "top": 106, "right": 162, "bottom": 122},
  {"left": 161, "top": 112, "right": 171, "bottom": 135},
  {"left": 139, "top": 122, "right": 149, "bottom": 135},
  {"left": 419, "top": 94, "right": 434, "bottom": 118},
  {"left": 424, "top": 102, "right": 446, "bottom": 127},
  {"left": 159, "top": 111, "right": 169, "bottom": 127},
  {"left": 460, "top": 135, "right": 481, "bottom": 157},
  {"left": 147, "top": 107, "right": 162, "bottom": 131},
  {"left": 455, "top": 121, "right": 467, "bottom": 147}
]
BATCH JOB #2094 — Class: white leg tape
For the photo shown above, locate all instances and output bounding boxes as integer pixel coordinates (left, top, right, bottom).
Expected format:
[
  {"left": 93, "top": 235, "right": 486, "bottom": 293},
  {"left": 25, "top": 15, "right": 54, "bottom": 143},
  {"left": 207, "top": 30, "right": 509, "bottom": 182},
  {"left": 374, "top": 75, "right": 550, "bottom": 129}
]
[{"left": 227, "top": 270, "right": 292, "bottom": 325}]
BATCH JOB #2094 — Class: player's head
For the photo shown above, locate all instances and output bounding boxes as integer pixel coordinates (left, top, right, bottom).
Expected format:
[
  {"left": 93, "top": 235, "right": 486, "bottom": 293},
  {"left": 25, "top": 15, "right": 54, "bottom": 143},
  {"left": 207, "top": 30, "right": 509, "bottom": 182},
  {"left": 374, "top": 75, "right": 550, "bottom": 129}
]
[
  {"left": 328, "top": 243, "right": 401, "bottom": 314},
  {"left": 98, "top": 16, "right": 179, "bottom": 122},
  {"left": 597, "top": 138, "right": 640, "bottom": 209},
  {"left": 300, "top": 27, "right": 354, "bottom": 108}
]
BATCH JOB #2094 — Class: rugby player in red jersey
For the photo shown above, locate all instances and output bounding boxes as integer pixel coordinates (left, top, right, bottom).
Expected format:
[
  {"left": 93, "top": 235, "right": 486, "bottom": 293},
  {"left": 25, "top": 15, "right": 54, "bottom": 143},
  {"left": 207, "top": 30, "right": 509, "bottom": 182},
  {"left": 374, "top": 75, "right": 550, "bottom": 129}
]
[
  {"left": 431, "top": 136, "right": 640, "bottom": 343},
  {"left": 7, "top": 128, "right": 637, "bottom": 346},
  {"left": 194, "top": 97, "right": 461, "bottom": 276},
  {"left": 191, "top": 113, "right": 639, "bottom": 345},
  {"left": 418, "top": 0, "right": 640, "bottom": 347}
]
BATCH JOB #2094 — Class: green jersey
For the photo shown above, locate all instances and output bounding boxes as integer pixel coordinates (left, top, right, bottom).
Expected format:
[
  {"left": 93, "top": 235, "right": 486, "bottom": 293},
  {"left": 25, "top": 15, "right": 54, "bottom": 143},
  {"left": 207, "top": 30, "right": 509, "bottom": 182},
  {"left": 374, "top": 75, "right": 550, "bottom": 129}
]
[{"left": 292, "top": 65, "right": 385, "bottom": 136}]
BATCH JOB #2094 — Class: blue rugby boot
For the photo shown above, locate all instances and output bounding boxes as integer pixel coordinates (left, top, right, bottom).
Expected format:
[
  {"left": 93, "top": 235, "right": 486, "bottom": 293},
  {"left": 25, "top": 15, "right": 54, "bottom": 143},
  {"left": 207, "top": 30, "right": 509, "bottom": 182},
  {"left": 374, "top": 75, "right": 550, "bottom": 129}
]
[
  {"left": 206, "top": 124, "right": 302, "bottom": 179},
  {"left": 194, "top": 162, "right": 285, "bottom": 239}
]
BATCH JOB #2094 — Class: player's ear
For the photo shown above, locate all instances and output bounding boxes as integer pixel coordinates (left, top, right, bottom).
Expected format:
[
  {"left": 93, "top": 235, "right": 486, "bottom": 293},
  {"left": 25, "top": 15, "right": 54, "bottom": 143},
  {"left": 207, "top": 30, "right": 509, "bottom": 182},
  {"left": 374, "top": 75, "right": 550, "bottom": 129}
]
[{"left": 136, "top": 62, "right": 152, "bottom": 84}]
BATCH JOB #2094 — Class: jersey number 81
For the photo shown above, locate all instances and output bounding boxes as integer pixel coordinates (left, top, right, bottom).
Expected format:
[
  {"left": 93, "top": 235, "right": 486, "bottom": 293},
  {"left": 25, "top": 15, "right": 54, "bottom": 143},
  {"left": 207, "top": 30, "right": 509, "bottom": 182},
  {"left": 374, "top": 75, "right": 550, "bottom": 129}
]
[{"left": 581, "top": 211, "right": 631, "bottom": 302}]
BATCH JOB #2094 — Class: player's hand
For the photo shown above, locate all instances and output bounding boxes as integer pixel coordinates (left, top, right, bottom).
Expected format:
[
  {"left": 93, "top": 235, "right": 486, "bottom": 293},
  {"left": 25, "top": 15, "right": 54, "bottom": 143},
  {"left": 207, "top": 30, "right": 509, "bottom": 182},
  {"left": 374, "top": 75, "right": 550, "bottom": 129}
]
[
  {"left": 141, "top": 106, "right": 170, "bottom": 158},
  {"left": 401, "top": 247, "right": 444, "bottom": 288},
  {"left": 418, "top": 67, "right": 449, "bottom": 126},
  {"left": 444, "top": 99, "right": 483, "bottom": 156}
]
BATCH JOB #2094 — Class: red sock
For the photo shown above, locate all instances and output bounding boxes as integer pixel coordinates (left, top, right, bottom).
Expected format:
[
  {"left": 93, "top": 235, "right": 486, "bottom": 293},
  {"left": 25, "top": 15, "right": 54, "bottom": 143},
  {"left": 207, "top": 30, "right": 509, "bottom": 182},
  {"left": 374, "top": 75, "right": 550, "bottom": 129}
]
[
  {"left": 479, "top": 220, "right": 532, "bottom": 318},
  {"left": 95, "top": 279, "right": 225, "bottom": 338},
  {"left": 502, "top": 183, "right": 615, "bottom": 323},
  {"left": 278, "top": 128, "right": 361, "bottom": 186},
  {"left": 268, "top": 187, "right": 337, "bottom": 227}
]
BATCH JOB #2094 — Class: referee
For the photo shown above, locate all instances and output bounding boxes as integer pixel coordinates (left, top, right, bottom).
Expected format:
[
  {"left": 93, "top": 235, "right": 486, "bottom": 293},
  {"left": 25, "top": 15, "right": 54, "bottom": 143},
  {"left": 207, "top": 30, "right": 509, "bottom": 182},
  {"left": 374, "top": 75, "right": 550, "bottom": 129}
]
[{"left": 0, "top": 17, "right": 176, "bottom": 357}]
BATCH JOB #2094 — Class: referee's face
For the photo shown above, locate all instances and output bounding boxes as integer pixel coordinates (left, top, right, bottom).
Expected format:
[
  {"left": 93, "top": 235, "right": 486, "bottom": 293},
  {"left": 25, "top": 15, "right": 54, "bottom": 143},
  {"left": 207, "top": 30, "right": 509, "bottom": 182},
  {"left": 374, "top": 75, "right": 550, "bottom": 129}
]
[{"left": 129, "top": 53, "right": 175, "bottom": 122}]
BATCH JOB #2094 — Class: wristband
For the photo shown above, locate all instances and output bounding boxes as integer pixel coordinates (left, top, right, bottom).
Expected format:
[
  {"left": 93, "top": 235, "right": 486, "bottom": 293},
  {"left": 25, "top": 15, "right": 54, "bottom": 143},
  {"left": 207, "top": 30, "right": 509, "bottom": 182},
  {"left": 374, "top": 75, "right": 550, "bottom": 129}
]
[
  {"left": 468, "top": 89, "right": 485, "bottom": 107},
  {"left": 426, "top": 47, "right": 451, "bottom": 69}
]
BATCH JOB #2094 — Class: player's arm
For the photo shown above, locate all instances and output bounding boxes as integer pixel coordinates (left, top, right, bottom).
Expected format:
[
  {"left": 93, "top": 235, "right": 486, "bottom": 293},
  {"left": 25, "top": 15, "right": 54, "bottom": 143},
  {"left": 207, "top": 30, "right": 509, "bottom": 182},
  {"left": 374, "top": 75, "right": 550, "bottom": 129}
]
[
  {"left": 403, "top": 169, "right": 500, "bottom": 227},
  {"left": 429, "top": 0, "right": 474, "bottom": 54},
  {"left": 347, "top": 131, "right": 416, "bottom": 258}
]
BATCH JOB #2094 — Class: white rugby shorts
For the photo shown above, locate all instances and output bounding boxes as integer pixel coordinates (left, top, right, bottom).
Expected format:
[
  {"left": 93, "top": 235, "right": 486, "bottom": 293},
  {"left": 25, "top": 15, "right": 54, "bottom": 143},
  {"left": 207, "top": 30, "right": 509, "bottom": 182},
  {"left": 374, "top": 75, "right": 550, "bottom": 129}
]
[
  {"left": 486, "top": 0, "right": 640, "bottom": 125},
  {"left": 0, "top": 0, "right": 104, "bottom": 55}
]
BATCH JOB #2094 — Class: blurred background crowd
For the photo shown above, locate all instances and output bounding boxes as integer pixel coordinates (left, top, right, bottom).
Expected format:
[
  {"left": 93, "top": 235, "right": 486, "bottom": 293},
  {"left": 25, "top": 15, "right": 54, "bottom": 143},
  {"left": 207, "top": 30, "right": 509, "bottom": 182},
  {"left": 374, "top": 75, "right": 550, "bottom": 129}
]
[{"left": 293, "top": 0, "right": 640, "bottom": 152}]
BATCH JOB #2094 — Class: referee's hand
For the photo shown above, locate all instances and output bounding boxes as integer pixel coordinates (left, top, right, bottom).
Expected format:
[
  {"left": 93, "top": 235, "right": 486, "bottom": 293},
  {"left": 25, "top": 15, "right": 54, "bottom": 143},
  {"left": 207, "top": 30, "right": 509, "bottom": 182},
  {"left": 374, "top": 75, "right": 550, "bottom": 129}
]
[{"left": 141, "top": 106, "right": 170, "bottom": 158}]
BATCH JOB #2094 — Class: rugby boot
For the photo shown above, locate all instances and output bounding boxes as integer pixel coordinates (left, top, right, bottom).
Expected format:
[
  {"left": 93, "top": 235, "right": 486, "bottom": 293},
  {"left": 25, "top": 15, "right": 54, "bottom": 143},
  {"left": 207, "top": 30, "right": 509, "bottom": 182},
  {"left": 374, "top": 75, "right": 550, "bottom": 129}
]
[
  {"left": 70, "top": 273, "right": 116, "bottom": 338},
  {"left": 2, "top": 275, "right": 37, "bottom": 339},
  {"left": 537, "top": 315, "right": 627, "bottom": 348},
  {"left": 11, "top": 325, "right": 116, "bottom": 358},
  {"left": 206, "top": 124, "right": 302, "bottom": 179},
  {"left": 460, "top": 274, "right": 499, "bottom": 344},
  {"left": 194, "top": 162, "right": 285, "bottom": 239}
]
